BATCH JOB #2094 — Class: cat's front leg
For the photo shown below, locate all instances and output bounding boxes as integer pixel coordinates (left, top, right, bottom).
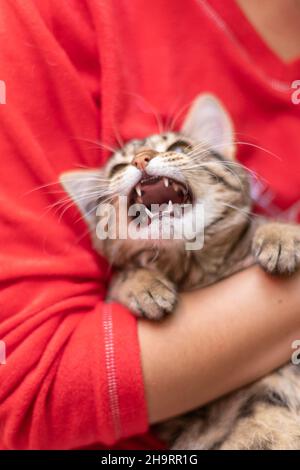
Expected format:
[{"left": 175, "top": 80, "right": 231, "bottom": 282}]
[
  {"left": 253, "top": 222, "right": 300, "bottom": 274},
  {"left": 107, "top": 268, "right": 177, "bottom": 320}
]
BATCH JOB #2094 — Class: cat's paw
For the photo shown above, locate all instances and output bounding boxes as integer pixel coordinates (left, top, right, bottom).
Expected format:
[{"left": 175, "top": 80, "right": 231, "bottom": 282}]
[
  {"left": 253, "top": 223, "right": 300, "bottom": 274},
  {"left": 108, "top": 269, "right": 177, "bottom": 320}
]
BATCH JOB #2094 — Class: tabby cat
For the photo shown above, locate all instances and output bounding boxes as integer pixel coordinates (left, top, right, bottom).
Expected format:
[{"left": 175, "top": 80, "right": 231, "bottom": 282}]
[{"left": 60, "top": 94, "right": 300, "bottom": 449}]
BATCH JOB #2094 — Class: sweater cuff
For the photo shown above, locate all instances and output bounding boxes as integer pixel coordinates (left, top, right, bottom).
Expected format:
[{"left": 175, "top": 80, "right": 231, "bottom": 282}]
[{"left": 102, "top": 303, "right": 148, "bottom": 441}]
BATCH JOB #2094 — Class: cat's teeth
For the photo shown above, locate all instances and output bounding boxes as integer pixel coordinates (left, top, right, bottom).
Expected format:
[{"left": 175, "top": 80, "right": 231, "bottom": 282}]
[
  {"left": 163, "top": 177, "right": 169, "bottom": 188},
  {"left": 136, "top": 196, "right": 143, "bottom": 204},
  {"left": 173, "top": 182, "right": 179, "bottom": 192},
  {"left": 168, "top": 200, "right": 173, "bottom": 211},
  {"left": 135, "top": 184, "right": 142, "bottom": 196}
]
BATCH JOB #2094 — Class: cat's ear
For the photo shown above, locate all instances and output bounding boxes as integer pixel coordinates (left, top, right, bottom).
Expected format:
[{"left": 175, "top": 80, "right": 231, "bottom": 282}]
[
  {"left": 181, "top": 93, "right": 236, "bottom": 160},
  {"left": 59, "top": 169, "right": 104, "bottom": 229}
]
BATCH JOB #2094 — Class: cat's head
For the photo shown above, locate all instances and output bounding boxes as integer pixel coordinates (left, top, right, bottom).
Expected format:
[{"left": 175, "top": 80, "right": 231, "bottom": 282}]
[{"left": 60, "top": 94, "right": 251, "bottom": 264}]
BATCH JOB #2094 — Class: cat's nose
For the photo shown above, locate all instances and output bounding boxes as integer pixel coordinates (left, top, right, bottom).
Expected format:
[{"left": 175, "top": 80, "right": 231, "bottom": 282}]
[{"left": 131, "top": 149, "right": 158, "bottom": 171}]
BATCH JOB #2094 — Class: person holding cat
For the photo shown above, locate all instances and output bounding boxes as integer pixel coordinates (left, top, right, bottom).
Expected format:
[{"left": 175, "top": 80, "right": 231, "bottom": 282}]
[{"left": 0, "top": 0, "right": 299, "bottom": 450}]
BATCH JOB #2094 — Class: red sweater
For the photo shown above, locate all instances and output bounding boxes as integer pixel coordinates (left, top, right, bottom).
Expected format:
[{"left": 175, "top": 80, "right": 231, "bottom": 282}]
[{"left": 0, "top": 0, "right": 299, "bottom": 450}]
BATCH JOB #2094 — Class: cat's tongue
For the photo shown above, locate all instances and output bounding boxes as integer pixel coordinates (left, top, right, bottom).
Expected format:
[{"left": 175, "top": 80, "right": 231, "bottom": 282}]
[{"left": 141, "top": 178, "right": 184, "bottom": 207}]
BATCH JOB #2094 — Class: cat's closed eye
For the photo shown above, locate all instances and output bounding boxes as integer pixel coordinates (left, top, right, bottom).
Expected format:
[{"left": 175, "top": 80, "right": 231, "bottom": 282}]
[
  {"left": 167, "top": 140, "right": 190, "bottom": 153},
  {"left": 109, "top": 163, "right": 128, "bottom": 176}
]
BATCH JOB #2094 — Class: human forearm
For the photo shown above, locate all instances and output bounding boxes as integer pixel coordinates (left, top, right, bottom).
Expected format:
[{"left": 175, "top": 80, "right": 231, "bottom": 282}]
[{"left": 138, "top": 266, "right": 300, "bottom": 423}]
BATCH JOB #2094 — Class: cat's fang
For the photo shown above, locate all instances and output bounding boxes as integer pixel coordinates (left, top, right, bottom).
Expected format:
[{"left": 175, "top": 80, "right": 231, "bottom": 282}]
[
  {"left": 163, "top": 177, "right": 169, "bottom": 188},
  {"left": 172, "top": 182, "right": 179, "bottom": 192},
  {"left": 135, "top": 184, "right": 142, "bottom": 196}
]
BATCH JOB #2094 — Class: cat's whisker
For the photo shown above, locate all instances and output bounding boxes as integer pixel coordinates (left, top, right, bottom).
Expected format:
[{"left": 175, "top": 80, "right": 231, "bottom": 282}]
[
  {"left": 72, "top": 203, "right": 100, "bottom": 226},
  {"left": 57, "top": 191, "right": 118, "bottom": 224},
  {"left": 124, "top": 91, "right": 165, "bottom": 134},
  {"left": 72, "top": 225, "right": 97, "bottom": 246},
  {"left": 187, "top": 140, "right": 282, "bottom": 163},
  {"left": 77, "top": 192, "right": 124, "bottom": 225},
  {"left": 164, "top": 95, "right": 184, "bottom": 131},
  {"left": 24, "top": 175, "right": 116, "bottom": 198},
  {"left": 23, "top": 181, "right": 66, "bottom": 196},
  {"left": 212, "top": 160, "right": 268, "bottom": 184},
  {"left": 111, "top": 121, "right": 125, "bottom": 149},
  {"left": 220, "top": 202, "right": 258, "bottom": 220},
  {"left": 70, "top": 136, "right": 117, "bottom": 154},
  {"left": 183, "top": 155, "right": 268, "bottom": 188},
  {"left": 43, "top": 190, "right": 110, "bottom": 220},
  {"left": 232, "top": 141, "right": 283, "bottom": 162},
  {"left": 180, "top": 158, "right": 243, "bottom": 185},
  {"left": 49, "top": 187, "right": 109, "bottom": 206},
  {"left": 186, "top": 142, "right": 209, "bottom": 155},
  {"left": 57, "top": 200, "right": 82, "bottom": 223},
  {"left": 169, "top": 99, "right": 195, "bottom": 132}
]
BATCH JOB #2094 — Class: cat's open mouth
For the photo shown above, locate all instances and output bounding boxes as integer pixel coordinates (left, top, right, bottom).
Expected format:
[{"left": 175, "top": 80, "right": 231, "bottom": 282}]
[{"left": 129, "top": 175, "right": 193, "bottom": 216}]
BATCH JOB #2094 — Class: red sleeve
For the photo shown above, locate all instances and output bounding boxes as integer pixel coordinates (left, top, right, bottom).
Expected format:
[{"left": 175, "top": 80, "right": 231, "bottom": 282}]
[{"left": 0, "top": 0, "right": 148, "bottom": 449}]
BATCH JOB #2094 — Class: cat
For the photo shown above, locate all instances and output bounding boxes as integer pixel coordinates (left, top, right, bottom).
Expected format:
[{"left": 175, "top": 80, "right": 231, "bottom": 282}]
[{"left": 60, "top": 94, "right": 300, "bottom": 449}]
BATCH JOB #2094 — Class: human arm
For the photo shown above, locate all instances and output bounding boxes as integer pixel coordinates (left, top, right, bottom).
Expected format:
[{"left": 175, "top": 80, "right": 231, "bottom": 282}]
[{"left": 139, "top": 266, "right": 300, "bottom": 423}]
